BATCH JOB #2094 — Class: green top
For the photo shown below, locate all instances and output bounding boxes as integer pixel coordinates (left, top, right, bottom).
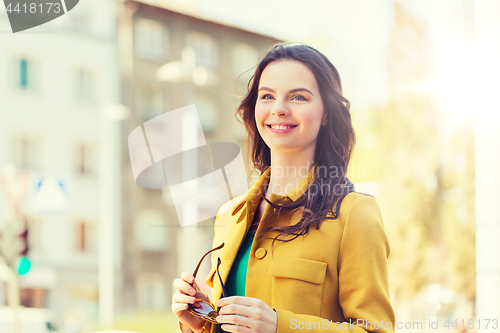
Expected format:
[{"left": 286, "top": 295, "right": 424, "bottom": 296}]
[
  {"left": 215, "top": 231, "right": 255, "bottom": 333},
  {"left": 225, "top": 231, "right": 255, "bottom": 296}
]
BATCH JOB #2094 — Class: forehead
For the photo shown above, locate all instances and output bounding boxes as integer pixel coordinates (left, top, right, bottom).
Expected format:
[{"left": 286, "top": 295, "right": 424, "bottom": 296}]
[{"left": 259, "top": 60, "right": 318, "bottom": 90}]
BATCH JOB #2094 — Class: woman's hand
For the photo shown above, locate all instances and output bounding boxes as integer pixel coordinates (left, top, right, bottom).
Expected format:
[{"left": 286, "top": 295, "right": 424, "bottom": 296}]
[
  {"left": 172, "top": 272, "right": 211, "bottom": 333},
  {"left": 216, "top": 296, "right": 278, "bottom": 333}
]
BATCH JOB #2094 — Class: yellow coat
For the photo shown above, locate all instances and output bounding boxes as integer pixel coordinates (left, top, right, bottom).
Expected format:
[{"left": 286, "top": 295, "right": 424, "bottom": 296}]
[{"left": 191, "top": 166, "right": 395, "bottom": 333}]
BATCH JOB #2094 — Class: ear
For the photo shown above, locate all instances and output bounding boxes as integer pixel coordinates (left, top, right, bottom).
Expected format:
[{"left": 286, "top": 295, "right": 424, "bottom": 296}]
[{"left": 321, "top": 114, "right": 328, "bottom": 126}]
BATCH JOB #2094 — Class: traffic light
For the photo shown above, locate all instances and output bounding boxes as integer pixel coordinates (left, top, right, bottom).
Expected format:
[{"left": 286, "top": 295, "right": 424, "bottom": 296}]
[
  {"left": 0, "top": 217, "right": 31, "bottom": 275},
  {"left": 16, "top": 218, "right": 31, "bottom": 275},
  {"left": 16, "top": 256, "right": 31, "bottom": 275},
  {"left": 19, "top": 224, "right": 28, "bottom": 256}
]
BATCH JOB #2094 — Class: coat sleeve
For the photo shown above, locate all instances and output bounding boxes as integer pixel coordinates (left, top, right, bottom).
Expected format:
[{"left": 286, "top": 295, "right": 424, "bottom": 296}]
[{"left": 274, "top": 195, "right": 396, "bottom": 333}]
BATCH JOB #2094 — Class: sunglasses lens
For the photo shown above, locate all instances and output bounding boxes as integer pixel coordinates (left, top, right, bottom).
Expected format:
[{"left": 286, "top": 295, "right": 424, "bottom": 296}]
[{"left": 190, "top": 302, "right": 215, "bottom": 316}]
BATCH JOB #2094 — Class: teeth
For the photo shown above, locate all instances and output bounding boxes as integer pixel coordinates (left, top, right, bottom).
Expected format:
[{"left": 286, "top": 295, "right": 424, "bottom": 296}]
[{"left": 270, "top": 125, "right": 294, "bottom": 129}]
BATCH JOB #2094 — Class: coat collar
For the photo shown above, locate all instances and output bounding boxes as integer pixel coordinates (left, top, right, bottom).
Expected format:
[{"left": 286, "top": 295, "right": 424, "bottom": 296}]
[
  {"left": 230, "top": 164, "right": 317, "bottom": 219},
  {"left": 210, "top": 164, "right": 318, "bottom": 302}
]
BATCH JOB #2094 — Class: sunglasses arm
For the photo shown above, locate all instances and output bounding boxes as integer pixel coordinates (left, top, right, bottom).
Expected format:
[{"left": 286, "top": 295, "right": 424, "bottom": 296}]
[
  {"left": 217, "top": 257, "right": 228, "bottom": 298},
  {"left": 192, "top": 243, "right": 225, "bottom": 281}
]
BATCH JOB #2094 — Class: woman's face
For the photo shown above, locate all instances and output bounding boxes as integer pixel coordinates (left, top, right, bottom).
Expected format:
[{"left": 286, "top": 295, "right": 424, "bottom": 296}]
[{"left": 255, "top": 60, "right": 327, "bottom": 155}]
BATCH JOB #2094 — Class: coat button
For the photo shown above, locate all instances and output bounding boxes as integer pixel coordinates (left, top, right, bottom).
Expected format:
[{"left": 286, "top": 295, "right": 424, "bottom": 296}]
[{"left": 255, "top": 248, "right": 267, "bottom": 259}]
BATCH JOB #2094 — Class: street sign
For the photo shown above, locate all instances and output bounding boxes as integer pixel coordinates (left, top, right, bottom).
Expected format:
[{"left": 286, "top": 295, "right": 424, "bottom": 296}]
[{"left": 31, "top": 175, "right": 68, "bottom": 214}]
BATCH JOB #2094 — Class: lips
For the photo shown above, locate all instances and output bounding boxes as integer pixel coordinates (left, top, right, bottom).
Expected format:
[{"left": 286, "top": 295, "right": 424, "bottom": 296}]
[
  {"left": 265, "top": 124, "right": 298, "bottom": 129},
  {"left": 265, "top": 123, "right": 298, "bottom": 134}
]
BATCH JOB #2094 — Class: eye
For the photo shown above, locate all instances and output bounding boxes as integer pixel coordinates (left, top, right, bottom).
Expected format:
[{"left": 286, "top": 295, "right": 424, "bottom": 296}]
[
  {"left": 261, "top": 94, "right": 274, "bottom": 100},
  {"left": 292, "top": 95, "right": 307, "bottom": 101}
]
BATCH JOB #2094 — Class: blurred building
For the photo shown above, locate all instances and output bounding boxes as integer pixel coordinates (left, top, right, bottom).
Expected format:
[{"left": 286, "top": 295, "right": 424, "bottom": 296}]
[
  {"left": 117, "top": 0, "right": 280, "bottom": 313},
  {"left": 0, "top": 0, "right": 282, "bottom": 328},
  {"left": 0, "top": 0, "right": 120, "bottom": 330}
]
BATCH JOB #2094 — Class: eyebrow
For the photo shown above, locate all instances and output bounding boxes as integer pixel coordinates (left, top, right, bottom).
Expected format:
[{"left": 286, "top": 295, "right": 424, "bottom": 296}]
[{"left": 258, "top": 87, "right": 315, "bottom": 96}]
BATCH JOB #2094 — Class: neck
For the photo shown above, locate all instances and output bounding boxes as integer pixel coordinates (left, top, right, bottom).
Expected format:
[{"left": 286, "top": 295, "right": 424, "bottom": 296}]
[{"left": 266, "top": 148, "right": 315, "bottom": 197}]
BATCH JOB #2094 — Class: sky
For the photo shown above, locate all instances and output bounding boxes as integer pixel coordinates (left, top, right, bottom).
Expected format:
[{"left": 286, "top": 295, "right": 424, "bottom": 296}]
[
  {"left": 1, "top": 0, "right": 497, "bottom": 125},
  {"left": 196, "top": 0, "right": 395, "bottom": 107}
]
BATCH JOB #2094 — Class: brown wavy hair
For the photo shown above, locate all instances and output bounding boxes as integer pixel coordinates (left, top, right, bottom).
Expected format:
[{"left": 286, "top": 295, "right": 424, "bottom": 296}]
[{"left": 235, "top": 42, "right": 356, "bottom": 242}]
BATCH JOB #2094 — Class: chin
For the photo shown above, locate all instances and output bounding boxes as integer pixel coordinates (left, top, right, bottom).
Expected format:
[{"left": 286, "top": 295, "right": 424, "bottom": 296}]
[{"left": 267, "top": 144, "right": 301, "bottom": 153}]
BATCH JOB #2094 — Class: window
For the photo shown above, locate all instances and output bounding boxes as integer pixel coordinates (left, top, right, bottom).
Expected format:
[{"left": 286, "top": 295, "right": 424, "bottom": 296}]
[
  {"left": 195, "top": 92, "right": 217, "bottom": 133},
  {"left": 232, "top": 43, "right": 258, "bottom": 79},
  {"left": 20, "top": 59, "right": 28, "bottom": 88},
  {"left": 68, "top": 0, "right": 91, "bottom": 32},
  {"left": 74, "top": 143, "right": 97, "bottom": 176},
  {"left": 76, "top": 220, "right": 88, "bottom": 252},
  {"left": 135, "top": 210, "right": 167, "bottom": 251},
  {"left": 74, "top": 69, "right": 96, "bottom": 104},
  {"left": 75, "top": 220, "right": 95, "bottom": 253},
  {"left": 186, "top": 32, "right": 218, "bottom": 69},
  {"left": 15, "top": 58, "right": 39, "bottom": 91},
  {"left": 136, "top": 273, "right": 165, "bottom": 310},
  {"left": 134, "top": 18, "right": 166, "bottom": 60},
  {"left": 135, "top": 85, "right": 164, "bottom": 121},
  {"left": 11, "top": 134, "right": 41, "bottom": 171}
]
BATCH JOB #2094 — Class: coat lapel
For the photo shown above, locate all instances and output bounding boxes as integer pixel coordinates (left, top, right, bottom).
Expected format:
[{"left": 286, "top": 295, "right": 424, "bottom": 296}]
[
  {"left": 210, "top": 167, "right": 271, "bottom": 302},
  {"left": 210, "top": 165, "right": 317, "bottom": 302}
]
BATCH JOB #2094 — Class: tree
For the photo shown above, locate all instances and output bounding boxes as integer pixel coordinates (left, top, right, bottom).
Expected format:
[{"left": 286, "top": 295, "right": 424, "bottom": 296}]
[{"left": 354, "top": 2, "right": 475, "bottom": 314}]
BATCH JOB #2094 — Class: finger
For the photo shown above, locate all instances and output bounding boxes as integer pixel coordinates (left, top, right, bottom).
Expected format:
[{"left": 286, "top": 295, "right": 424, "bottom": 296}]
[
  {"left": 171, "top": 302, "right": 189, "bottom": 315},
  {"left": 172, "top": 293, "right": 197, "bottom": 305},
  {"left": 191, "top": 302, "right": 203, "bottom": 310},
  {"left": 179, "top": 272, "right": 204, "bottom": 294},
  {"left": 216, "top": 314, "right": 253, "bottom": 327},
  {"left": 220, "top": 324, "right": 253, "bottom": 333},
  {"left": 217, "top": 296, "right": 258, "bottom": 307},
  {"left": 218, "top": 304, "right": 253, "bottom": 317},
  {"left": 181, "top": 271, "right": 195, "bottom": 284},
  {"left": 173, "top": 278, "right": 197, "bottom": 296}
]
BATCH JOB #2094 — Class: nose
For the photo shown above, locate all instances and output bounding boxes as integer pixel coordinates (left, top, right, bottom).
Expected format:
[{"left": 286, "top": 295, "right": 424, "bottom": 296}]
[{"left": 271, "top": 99, "right": 289, "bottom": 116}]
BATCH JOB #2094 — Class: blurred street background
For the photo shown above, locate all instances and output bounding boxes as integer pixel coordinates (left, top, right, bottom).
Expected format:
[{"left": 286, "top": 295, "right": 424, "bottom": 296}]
[{"left": 1, "top": 0, "right": 499, "bottom": 332}]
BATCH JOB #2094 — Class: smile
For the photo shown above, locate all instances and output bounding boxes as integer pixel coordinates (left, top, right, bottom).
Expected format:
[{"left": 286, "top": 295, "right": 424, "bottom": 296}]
[{"left": 266, "top": 124, "right": 298, "bottom": 133}]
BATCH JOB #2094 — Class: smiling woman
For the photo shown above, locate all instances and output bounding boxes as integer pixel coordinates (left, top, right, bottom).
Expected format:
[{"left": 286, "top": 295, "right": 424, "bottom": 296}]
[
  {"left": 255, "top": 60, "right": 327, "bottom": 157},
  {"left": 172, "top": 42, "right": 396, "bottom": 333}
]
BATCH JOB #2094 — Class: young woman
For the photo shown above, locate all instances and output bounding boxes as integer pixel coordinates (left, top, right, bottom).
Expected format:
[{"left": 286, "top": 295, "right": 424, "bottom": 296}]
[{"left": 172, "top": 43, "right": 396, "bottom": 333}]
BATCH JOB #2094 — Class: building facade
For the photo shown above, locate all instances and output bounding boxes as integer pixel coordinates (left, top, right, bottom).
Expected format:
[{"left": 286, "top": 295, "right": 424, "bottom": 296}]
[
  {"left": 0, "top": 1, "right": 120, "bottom": 331},
  {"left": 118, "top": 0, "right": 281, "bottom": 314}
]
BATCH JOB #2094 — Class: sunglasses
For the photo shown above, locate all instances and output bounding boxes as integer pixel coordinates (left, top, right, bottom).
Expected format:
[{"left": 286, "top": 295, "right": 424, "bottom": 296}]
[{"left": 187, "top": 243, "right": 228, "bottom": 324}]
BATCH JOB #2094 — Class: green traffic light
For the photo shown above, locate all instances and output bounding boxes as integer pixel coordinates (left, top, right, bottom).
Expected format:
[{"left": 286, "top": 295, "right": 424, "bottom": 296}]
[{"left": 16, "top": 256, "right": 31, "bottom": 275}]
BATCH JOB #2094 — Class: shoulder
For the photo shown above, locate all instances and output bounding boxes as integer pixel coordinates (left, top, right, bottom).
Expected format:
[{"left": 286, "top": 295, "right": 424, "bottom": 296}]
[
  {"left": 337, "top": 191, "right": 390, "bottom": 255},
  {"left": 337, "top": 191, "right": 385, "bottom": 229}
]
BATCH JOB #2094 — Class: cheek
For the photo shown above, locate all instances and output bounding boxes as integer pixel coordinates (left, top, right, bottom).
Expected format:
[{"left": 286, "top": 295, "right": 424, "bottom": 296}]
[
  {"left": 301, "top": 111, "right": 322, "bottom": 128},
  {"left": 254, "top": 104, "right": 267, "bottom": 126},
  {"left": 299, "top": 108, "right": 324, "bottom": 140}
]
